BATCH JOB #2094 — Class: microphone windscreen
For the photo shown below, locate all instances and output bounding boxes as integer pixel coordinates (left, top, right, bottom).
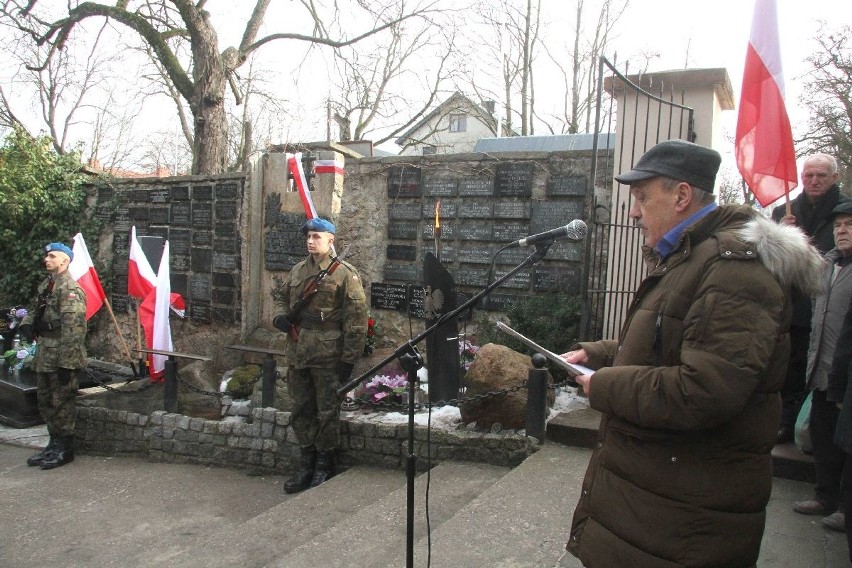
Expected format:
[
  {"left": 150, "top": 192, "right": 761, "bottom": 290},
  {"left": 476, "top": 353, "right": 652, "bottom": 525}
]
[{"left": 566, "top": 219, "right": 588, "bottom": 240}]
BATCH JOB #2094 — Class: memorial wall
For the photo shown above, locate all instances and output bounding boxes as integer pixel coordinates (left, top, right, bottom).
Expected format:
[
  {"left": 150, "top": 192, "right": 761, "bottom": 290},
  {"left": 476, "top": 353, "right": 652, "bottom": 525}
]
[
  {"left": 355, "top": 155, "right": 597, "bottom": 319},
  {"left": 92, "top": 174, "right": 245, "bottom": 326}
]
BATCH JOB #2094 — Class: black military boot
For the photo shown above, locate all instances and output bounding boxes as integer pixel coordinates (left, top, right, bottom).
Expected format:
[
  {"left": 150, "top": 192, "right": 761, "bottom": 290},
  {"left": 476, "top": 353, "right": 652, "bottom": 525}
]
[
  {"left": 284, "top": 446, "right": 316, "bottom": 494},
  {"left": 310, "top": 450, "right": 336, "bottom": 488},
  {"left": 40, "top": 436, "right": 74, "bottom": 470},
  {"left": 26, "top": 436, "right": 56, "bottom": 467}
]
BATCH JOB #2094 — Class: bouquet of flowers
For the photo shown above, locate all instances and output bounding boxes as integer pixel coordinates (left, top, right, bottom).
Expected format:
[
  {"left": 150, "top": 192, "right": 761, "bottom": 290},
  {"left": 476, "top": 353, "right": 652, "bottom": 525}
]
[
  {"left": 459, "top": 339, "right": 480, "bottom": 372},
  {"left": 359, "top": 374, "right": 408, "bottom": 404},
  {"left": 1, "top": 306, "right": 28, "bottom": 335},
  {"left": 4, "top": 342, "right": 36, "bottom": 371}
]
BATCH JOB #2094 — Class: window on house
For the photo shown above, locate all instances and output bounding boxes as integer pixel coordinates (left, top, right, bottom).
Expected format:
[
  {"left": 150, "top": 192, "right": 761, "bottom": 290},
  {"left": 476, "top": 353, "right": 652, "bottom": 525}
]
[
  {"left": 422, "top": 145, "right": 437, "bottom": 155},
  {"left": 449, "top": 113, "right": 467, "bottom": 133}
]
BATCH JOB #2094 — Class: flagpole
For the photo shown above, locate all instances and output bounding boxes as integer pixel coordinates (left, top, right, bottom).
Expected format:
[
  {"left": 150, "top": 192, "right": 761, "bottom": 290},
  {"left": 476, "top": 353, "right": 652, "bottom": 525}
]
[{"left": 102, "top": 297, "right": 135, "bottom": 370}]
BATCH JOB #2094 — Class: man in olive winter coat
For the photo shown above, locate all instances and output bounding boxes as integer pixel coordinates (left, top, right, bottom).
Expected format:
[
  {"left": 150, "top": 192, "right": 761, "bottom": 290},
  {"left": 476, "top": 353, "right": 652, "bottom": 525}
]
[
  {"left": 562, "top": 140, "right": 825, "bottom": 566},
  {"left": 19, "top": 242, "right": 88, "bottom": 470}
]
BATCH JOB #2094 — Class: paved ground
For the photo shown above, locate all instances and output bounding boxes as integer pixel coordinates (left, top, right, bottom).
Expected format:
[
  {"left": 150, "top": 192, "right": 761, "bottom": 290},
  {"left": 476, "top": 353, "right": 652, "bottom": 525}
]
[{"left": 1, "top": 422, "right": 849, "bottom": 567}]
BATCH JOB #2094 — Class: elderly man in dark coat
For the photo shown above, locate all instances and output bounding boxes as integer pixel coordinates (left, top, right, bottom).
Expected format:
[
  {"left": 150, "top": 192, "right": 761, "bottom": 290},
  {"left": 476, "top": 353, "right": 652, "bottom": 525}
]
[{"left": 562, "top": 140, "right": 825, "bottom": 567}]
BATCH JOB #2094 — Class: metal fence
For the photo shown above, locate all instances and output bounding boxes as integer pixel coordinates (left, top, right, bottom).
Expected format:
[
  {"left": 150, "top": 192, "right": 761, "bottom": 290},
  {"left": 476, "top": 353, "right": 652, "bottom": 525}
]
[{"left": 581, "top": 57, "right": 695, "bottom": 341}]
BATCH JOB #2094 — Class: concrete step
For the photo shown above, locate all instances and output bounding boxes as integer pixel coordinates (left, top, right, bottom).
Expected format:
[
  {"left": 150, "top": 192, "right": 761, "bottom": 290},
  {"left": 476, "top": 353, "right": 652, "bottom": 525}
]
[
  {"left": 272, "top": 460, "right": 510, "bottom": 568},
  {"left": 166, "top": 465, "right": 408, "bottom": 567},
  {"left": 547, "top": 409, "right": 816, "bottom": 484},
  {"left": 411, "top": 443, "right": 588, "bottom": 568}
]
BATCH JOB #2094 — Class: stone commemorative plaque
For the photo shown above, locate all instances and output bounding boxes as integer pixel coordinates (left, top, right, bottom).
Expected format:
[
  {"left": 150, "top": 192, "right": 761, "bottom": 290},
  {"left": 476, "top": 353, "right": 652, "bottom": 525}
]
[
  {"left": 542, "top": 241, "right": 583, "bottom": 262},
  {"left": 457, "top": 202, "right": 493, "bottom": 218},
  {"left": 455, "top": 266, "right": 489, "bottom": 287},
  {"left": 171, "top": 186, "right": 190, "bottom": 200},
  {"left": 193, "top": 185, "right": 213, "bottom": 200},
  {"left": 548, "top": 175, "right": 587, "bottom": 196},
  {"left": 388, "top": 221, "right": 419, "bottom": 240},
  {"left": 150, "top": 207, "right": 169, "bottom": 224},
  {"left": 171, "top": 255, "right": 190, "bottom": 272},
  {"left": 216, "top": 182, "right": 239, "bottom": 200},
  {"left": 191, "top": 301, "right": 211, "bottom": 324},
  {"left": 494, "top": 201, "right": 531, "bottom": 219},
  {"left": 384, "top": 263, "right": 420, "bottom": 283},
  {"left": 457, "top": 221, "right": 492, "bottom": 241},
  {"left": 215, "top": 201, "right": 237, "bottom": 220},
  {"left": 422, "top": 200, "right": 457, "bottom": 219},
  {"left": 458, "top": 179, "right": 494, "bottom": 197},
  {"left": 387, "top": 244, "right": 417, "bottom": 261},
  {"left": 265, "top": 227, "right": 304, "bottom": 270},
  {"left": 95, "top": 203, "right": 113, "bottom": 223},
  {"left": 534, "top": 265, "right": 581, "bottom": 292},
  {"left": 150, "top": 189, "right": 170, "bottom": 203},
  {"left": 213, "top": 288, "right": 235, "bottom": 305},
  {"left": 114, "top": 207, "right": 131, "bottom": 232},
  {"left": 112, "top": 234, "right": 130, "bottom": 263},
  {"left": 370, "top": 282, "right": 408, "bottom": 311},
  {"left": 130, "top": 189, "right": 148, "bottom": 202},
  {"left": 193, "top": 230, "right": 213, "bottom": 247},
  {"left": 213, "top": 252, "right": 238, "bottom": 271},
  {"left": 530, "top": 201, "right": 584, "bottom": 234},
  {"left": 457, "top": 244, "right": 494, "bottom": 265},
  {"left": 191, "top": 248, "right": 213, "bottom": 273},
  {"left": 485, "top": 293, "right": 521, "bottom": 312},
  {"left": 171, "top": 274, "right": 188, "bottom": 297},
  {"left": 422, "top": 243, "right": 455, "bottom": 264},
  {"left": 190, "top": 274, "right": 212, "bottom": 300},
  {"left": 423, "top": 179, "right": 457, "bottom": 197},
  {"left": 170, "top": 202, "right": 191, "bottom": 226},
  {"left": 388, "top": 203, "right": 421, "bottom": 220},
  {"left": 494, "top": 269, "right": 531, "bottom": 290},
  {"left": 213, "top": 273, "right": 237, "bottom": 288},
  {"left": 494, "top": 247, "right": 530, "bottom": 266},
  {"left": 492, "top": 221, "right": 529, "bottom": 242},
  {"left": 495, "top": 163, "right": 533, "bottom": 197},
  {"left": 215, "top": 221, "right": 236, "bottom": 237},
  {"left": 387, "top": 166, "right": 422, "bottom": 198},
  {"left": 407, "top": 285, "right": 425, "bottom": 319},
  {"left": 192, "top": 202, "right": 213, "bottom": 228},
  {"left": 129, "top": 206, "right": 149, "bottom": 221},
  {"left": 214, "top": 237, "right": 239, "bottom": 253},
  {"left": 422, "top": 222, "right": 455, "bottom": 239}
]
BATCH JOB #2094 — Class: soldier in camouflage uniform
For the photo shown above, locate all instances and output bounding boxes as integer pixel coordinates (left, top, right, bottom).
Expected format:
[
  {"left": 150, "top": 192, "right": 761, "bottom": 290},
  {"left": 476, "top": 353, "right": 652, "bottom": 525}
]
[
  {"left": 272, "top": 218, "right": 367, "bottom": 493},
  {"left": 18, "top": 242, "right": 88, "bottom": 470}
]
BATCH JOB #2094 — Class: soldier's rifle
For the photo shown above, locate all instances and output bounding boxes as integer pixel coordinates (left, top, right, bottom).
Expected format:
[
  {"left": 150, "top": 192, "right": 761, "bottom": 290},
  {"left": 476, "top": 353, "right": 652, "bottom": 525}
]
[{"left": 285, "top": 244, "right": 350, "bottom": 341}]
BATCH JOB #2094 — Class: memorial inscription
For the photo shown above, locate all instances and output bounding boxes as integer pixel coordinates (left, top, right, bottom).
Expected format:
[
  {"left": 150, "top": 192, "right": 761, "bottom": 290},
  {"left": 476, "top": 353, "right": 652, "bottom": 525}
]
[
  {"left": 387, "top": 166, "right": 422, "bottom": 198},
  {"left": 458, "top": 179, "right": 494, "bottom": 197},
  {"left": 495, "top": 163, "right": 533, "bottom": 197},
  {"left": 423, "top": 179, "right": 458, "bottom": 197}
]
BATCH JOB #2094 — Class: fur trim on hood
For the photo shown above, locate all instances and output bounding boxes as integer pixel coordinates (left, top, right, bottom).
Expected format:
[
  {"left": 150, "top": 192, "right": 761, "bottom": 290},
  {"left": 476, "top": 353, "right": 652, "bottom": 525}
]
[{"left": 738, "top": 214, "right": 826, "bottom": 297}]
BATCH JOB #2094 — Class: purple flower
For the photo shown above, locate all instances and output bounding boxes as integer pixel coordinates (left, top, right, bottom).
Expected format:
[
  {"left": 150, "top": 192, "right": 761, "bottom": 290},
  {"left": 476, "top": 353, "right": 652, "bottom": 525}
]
[{"left": 14, "top": 308, "right": 28, "bottom": 320}]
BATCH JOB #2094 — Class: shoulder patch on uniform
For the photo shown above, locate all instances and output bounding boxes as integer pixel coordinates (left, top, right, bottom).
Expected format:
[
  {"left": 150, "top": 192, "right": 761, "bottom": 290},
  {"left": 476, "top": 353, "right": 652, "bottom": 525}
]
[{"left": 67, "top": 292, "right": 79, "bottom": 299}]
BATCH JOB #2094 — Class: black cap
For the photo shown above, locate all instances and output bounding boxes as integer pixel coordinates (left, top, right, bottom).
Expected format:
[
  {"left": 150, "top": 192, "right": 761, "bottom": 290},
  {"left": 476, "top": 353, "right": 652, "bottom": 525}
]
[
  {"left": 614, "top": 139, "right": 722, "bottom": 192},
  {"left": 828, "top": 200, "right": 852, "bottom": 221}
]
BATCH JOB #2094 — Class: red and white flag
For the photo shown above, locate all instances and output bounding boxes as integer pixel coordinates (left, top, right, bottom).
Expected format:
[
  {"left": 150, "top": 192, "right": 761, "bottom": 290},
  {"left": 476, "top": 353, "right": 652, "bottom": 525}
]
[
  {"left": 315, "top": 157, "right": 345, "bottom": 176},
  {"left": 735, "top": 0, "right": 797, "bottom": 207},
  {"left": 128, "top": 226, "right": 156, "bottom": 299},
  {"left": 68, "top": 232, "right": 107, "bottom": 320},
  {"left": 138, "top": 241, "right": 185, "bottom": 380},
  {"left": 288, "top": 152, "right": 318, "bottom": 219}
]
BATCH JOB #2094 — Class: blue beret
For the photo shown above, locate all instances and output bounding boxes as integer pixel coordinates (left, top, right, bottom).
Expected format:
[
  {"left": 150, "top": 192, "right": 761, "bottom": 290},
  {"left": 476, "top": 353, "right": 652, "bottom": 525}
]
[
  {"left": 45, "top": 242, "right": 74, "bottom": 260},
  {"left": 301, "top": 218, "right": 336, "bottom": 235}
]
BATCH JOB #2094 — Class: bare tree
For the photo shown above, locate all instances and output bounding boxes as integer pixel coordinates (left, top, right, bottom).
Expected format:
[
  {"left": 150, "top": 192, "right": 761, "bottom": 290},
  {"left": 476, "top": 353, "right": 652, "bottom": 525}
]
[
  {"left": 797, "top": 24, "right": 852, "bottom": 191},
  {"left": 328, "top": 14, "right": 458, "bottom": 146},
  {"left": 0, "top": 0, "right": 442, "bottom": 174},
  {"left": 541, "top": 0, "right": 628, "bottom": 134}
]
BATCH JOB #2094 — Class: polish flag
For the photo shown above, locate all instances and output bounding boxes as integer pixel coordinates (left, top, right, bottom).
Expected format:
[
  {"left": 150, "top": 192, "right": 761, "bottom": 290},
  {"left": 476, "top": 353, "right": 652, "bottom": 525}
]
[
  {"left": 315, "top": 158, "right": 345, "bottom": 176},
  {"left": 128, "top": 226, "right": 156, "bottom": 299},
  {"left": 138, "top": 241, "right": 185, "bottom": 380},
  {"left": 288, "top": 152, "right": 317, "bottom": 219},
  {"left": 735, "top": 0, "right": 797, "bottom": 207},
  {"left": 69, "top": 232, "right": 107, "bottom": 320}
]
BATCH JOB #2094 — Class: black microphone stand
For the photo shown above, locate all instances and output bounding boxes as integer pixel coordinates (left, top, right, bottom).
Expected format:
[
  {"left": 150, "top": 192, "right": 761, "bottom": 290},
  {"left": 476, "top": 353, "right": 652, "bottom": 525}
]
[{"left": 337, "top": 240, "right": 555, "bottom": 568}]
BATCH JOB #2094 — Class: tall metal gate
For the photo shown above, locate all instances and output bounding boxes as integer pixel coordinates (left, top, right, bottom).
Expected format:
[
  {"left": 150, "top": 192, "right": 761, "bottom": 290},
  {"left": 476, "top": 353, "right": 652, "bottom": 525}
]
[{"left": 580, "top": 57, "right": 696, "bottom": 341}]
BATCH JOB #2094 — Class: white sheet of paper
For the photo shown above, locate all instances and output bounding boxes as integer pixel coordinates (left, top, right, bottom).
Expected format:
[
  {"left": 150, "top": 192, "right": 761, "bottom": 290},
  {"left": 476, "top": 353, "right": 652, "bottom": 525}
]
[{"left": 495, "top": 322, "right": 596, "bottom": 376}]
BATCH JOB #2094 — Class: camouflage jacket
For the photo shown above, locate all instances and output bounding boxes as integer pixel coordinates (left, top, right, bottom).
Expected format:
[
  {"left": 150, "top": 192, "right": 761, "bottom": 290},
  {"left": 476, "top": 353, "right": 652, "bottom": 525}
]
[
  {"left": 279, "top": 253, "right": 367, "bottom": 369},
  {"left": 23, "top": 271, "right": 88, "bottom": 372}
]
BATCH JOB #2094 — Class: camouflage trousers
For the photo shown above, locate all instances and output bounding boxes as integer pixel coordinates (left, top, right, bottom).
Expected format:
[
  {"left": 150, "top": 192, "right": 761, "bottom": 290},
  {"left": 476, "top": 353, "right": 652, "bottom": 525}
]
[
  {"left": 288, "top": 366, "right": 342, "bottom": 452},
  {"left": 36, "top": 370, "right": 79, "bottom": 438}
]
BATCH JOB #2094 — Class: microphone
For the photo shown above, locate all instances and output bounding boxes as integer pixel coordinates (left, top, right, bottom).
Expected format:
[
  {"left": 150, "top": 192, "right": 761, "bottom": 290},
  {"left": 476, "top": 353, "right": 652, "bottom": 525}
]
[{"left": 507, "top": 219, "right": 587, "bottom": 248}]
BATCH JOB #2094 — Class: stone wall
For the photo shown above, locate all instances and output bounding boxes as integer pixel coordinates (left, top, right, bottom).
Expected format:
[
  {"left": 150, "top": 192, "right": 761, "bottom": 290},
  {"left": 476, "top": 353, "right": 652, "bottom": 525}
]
[{"left": 74, "top": 405, "right": 539, "bottom": 473}]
